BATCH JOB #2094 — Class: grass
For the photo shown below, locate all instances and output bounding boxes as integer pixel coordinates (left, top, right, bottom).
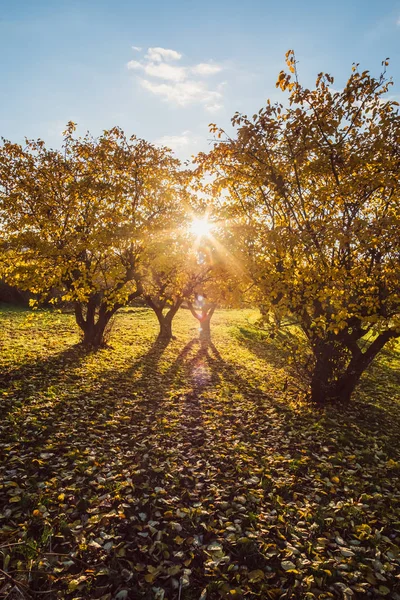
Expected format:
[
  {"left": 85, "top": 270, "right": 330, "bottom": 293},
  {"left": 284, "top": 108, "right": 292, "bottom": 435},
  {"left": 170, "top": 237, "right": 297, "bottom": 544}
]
[{"left": 0, "top": 305, "right": 399, "bottom": 599}]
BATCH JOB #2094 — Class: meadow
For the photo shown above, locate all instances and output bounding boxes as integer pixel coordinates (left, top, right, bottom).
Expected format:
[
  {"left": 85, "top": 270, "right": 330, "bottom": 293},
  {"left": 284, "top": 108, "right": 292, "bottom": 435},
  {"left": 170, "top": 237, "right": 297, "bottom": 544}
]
[{"left": 0, "top": 305, "right": 399, "bottom": 599}]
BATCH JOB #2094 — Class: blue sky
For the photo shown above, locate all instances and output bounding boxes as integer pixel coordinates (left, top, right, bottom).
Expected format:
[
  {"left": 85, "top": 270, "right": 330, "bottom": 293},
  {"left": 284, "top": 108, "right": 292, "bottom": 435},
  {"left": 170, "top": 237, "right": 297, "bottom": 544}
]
[{"left": 1, "top": 0, "right": 400, "bottom": 159}]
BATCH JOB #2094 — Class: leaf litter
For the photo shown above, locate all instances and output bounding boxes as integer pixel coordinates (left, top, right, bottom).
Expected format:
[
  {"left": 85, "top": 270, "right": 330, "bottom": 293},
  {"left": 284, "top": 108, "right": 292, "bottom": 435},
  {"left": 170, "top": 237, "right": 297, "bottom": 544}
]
[{"left": 0, "top": 307, "right": 399, "bottom": 598}]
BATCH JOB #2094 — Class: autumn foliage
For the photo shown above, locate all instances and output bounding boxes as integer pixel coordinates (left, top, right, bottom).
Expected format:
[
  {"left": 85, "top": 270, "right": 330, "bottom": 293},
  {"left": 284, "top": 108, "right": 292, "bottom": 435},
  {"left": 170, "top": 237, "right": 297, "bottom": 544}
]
[
  {"left": 198, "top": 51, "right": 400, "bottom": 403},
  {"left": 0, "top": 123, "right": 183, "bottom": 346},
  {"left": 1, "top": 53, "right": 399, "bottom": 404},
  {"left": 0, "top": 51, "right": 400, "bottom": 600}
]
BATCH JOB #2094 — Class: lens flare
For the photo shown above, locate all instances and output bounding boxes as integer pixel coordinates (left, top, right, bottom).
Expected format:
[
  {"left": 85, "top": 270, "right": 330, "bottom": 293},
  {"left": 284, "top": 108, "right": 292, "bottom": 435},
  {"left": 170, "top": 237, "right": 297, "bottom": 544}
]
[{"left": 190, "top": 217, "right": 212, "bottom": 238}]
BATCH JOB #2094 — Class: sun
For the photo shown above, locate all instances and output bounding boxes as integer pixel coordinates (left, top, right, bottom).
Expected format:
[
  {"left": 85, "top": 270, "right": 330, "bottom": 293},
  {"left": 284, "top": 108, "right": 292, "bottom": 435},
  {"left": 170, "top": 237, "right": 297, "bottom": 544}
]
[{"left": 190, "top": 217, "right": 212, "bottom": 238}]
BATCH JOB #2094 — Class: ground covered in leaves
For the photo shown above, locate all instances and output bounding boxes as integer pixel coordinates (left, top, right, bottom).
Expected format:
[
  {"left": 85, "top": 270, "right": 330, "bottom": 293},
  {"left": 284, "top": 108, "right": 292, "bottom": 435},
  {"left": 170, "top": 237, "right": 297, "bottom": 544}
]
[{"left": 0, "top": 306, "right": 400, "bottom": 600}]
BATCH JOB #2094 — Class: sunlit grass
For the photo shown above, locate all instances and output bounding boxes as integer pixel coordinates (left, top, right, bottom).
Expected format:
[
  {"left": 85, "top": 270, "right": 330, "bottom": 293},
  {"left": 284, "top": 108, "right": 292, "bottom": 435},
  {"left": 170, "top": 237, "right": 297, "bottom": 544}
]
[{"left": 0, "top": 304, "right": 399, "bottom": 598}]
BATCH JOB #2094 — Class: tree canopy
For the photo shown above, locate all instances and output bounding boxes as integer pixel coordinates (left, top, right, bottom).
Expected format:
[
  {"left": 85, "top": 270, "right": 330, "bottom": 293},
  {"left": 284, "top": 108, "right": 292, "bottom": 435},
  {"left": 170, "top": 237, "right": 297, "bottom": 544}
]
[
  {"left": 0, "top": 123, "right": 183, "bottom": 346},
  {"left": 1, "top": 53, "right": 399, "bottom": 402},
  {"left": 197, "top": 52, "right": 400, "bottom": 402}
]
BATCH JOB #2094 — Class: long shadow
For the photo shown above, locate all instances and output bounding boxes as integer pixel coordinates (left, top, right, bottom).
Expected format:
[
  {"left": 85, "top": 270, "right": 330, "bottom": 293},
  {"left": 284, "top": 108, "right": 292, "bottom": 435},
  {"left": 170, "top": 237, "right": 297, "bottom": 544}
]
[
  {"left": 233, "top": 324, "right": 298, "bottom": 370},
  {"left": 0, "top": 344, "right": 89, "bottom": 423},
  {"left": 0, "top": 338, "right": 177, "bottom": 514},
  {"left": 234, "top": 324, "right": 400, "bottom": 439},
  {"left": 188, "top": 338, "right": 288, "bottom": 441},
  {"left": 3, "top": 330, "right": 398, "bottom": 474},
  {"left": 131, "top": 337, "right": 192, "bottom": 401},
  {"left": 359, "top": 346, "right": 400, "bottom": 393},
  {"left": 2, "top": 333, "right": 400, "bottom": 597},
  {"left": 111, "top": 337, "right": 172, "bottom": 397},
  {"left": 116, "top": 335, "right": 279, "bottom": 463},
  {"left": 1, "top": 334, "right": 247, "bottom": 465},
  {"left": 5, "top": 337, "right": 171, "bottom": 437},
  {"left": 170, "top": 339, "right": 216, "bottom": 450},
  {"left": 176, "top": 337, "right": 400, "bottom": 459},
  {"left": 0, "top": 344, "right": 90, "bottom": 389}
]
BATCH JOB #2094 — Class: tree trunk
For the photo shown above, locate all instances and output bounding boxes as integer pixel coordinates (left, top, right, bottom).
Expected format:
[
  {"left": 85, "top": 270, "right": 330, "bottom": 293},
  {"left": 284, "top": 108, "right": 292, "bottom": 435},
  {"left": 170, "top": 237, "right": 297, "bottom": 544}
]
[
  {"left": 146, "top": 296, "right": 182, "bottom": 341},
  {"left": 312, "top": 362, "right": 369, "bottom": 405},
  {"left": 81, "top": 315, "right": 110, "bottom": 348},
  {"left": 310, "top": 335, "right": 357, "bottom": 404},
  {"left": 75, "top": 301, "right": 113, "bottom": 349},
  {"left": 333, "top": 370, "right": 365, "bottom": 404},
  {"left": 310, "top": 330, "right": 397, "bottom": 404},
  {"left": 157, "top": 315, "right": 173, "bottom": 340},
  {"left": 73, "top": 285, "right": 142, "bottom": 349},
  {"left": 188, "top": 302, "right": 215, "bottom": 341},
  {"left": 310, "top": 354, "right": 334, "bottom": 405},
  {"left": 199, "top": 316, "right": 211, "bottom": 341}
]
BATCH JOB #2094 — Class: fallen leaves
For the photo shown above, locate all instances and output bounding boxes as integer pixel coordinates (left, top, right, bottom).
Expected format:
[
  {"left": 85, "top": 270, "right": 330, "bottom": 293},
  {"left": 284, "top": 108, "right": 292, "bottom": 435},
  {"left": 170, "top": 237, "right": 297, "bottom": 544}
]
[{"left": 0, "top": 307, "right": 399, "bottom": 598}]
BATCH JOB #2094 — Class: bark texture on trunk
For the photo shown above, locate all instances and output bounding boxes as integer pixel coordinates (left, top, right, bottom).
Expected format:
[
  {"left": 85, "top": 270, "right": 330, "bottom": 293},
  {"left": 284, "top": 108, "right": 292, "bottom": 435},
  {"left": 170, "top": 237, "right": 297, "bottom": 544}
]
[
  {"left": 75, "top": 301, "right": 113, "bottom": 348},
  {"left": 199, "top": 317, "right": 211, "bottom": 340},
  {"left": 156, "top": 311, "right": 174, "bottom": 340},
  {"left": 310, "top": 329, "right": 397, "bottom": 404},
  {"left": 74, "top": 283, "right": 142, "bottom": 349},
  {"left": 146, "top": 296, "right": 183, "bottom": 341}
]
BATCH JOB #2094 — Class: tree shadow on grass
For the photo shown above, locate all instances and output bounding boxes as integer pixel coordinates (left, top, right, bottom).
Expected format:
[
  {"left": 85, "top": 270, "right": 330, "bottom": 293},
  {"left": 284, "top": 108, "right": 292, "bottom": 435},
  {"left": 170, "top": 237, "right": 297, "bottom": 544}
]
[
  {"left": 198, "top": 338, "right": 400, "bottom": 468},
  {"left": 1, "top": 337, "right": 177, "bottom": 458},
  {"left": 233, "top": 324, "right": 299, "bottom": 371},
  {"left": 233, "top": 323, "right": 400, "bottom": 448},
  {"left": 0, "top": 344, "right": 89, "bottom": 423},
  {"left": 359, "top": 345, "right": 400, "bottom": 397},
  {"left": 113, "top": 334, "right": 400, "bottom": 458},
  {"left": 0, "top": 338, "right": 177, "bottom": 517},
  {"left": 119, "top": 339, "right": 400, "bottom": 579},
  {"left": 354, "top": 345, "right": 400, "bottom": 437},
  {"left": 3, "top": 329, "right": 399, "bottom": 478},
  {"left": 2, "top": 334, "right": 400, "bottom": 598},
  {"left": 0, "top": 344, "right": 87, "bottom": 386}
]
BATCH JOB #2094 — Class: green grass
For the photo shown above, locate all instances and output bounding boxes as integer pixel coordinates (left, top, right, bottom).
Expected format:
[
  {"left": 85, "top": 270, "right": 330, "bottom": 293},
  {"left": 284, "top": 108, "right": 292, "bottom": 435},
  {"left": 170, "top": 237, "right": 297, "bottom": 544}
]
[{"left": 0, "top": 305, "right": 399, "bottom": 599}]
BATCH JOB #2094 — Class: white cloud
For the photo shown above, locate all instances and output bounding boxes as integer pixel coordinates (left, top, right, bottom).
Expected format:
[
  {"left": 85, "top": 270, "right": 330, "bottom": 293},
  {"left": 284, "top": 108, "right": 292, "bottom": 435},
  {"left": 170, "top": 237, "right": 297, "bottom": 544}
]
[
  {"left": 191, "top": 63, "right": 222, "bottom": 76},
  {"left": 154, "top": 130, "right": 193, "bottom": 151},
  {"left": 153, "top": 131, "right": 206, "bottom": 158},
  {"left": 145, "top": 62, "right": 186, "bottom": 81},
  {"left": 145, "top": 47, "right": 182, "bottom": 62},
  {"left": 128, "top": 59, "right": 186, "bottom": 82},
  {"left": 131, "top": 46, "right": 142, "bottom": 52},
  {"left": 127, "top": 60, "right": 142, "bottom": 70},
  {"left": 140, "top": 78, "right": 223, "bottom": 111},
  {"left": 127, "top": 46, "right": 224, "bottom": 111}
]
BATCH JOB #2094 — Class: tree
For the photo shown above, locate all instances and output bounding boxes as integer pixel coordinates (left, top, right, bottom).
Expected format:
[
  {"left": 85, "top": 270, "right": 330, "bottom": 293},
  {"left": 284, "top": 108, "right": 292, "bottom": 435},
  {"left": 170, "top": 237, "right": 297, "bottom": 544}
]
[
  {"left": 185, "top": 220, "right": 248, "bottom": 341},
  {"left": 198, "top": 52, "right": 400, "bottom": 403},
  {"left": 187, "top": 295, "right": 216, "bottom": 341},
  {"left": 0, "top": 123, "right": 182, "bottom": 347},
  {"left": 142, "top": 232, "right": 213, "bottom": 341},
  {"left": 186, "top": 263, "right": 243, "bottom": 341}
]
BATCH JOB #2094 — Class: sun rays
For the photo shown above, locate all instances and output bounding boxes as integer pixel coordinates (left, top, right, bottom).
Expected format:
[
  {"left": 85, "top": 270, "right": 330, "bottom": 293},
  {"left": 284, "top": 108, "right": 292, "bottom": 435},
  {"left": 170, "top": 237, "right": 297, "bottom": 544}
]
[{"left": 189, "top": 216, "right": 213, "bottom": 238}]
